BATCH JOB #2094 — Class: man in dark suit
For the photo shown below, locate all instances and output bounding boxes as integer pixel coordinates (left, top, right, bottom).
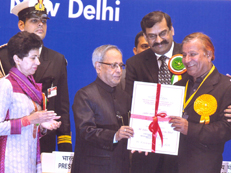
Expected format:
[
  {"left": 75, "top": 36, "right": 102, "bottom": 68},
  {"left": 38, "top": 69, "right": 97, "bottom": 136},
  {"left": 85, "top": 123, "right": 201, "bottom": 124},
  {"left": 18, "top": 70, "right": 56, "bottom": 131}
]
[
  {"left": 126, "top": 11, "right": 184, "bottom": 173},
  {"left": 71, "top": 45, "right": 134, "bottom": 173},
  {"left": 0, "top": 0, "right": 72, "bottom": 152},
  {"left": 169, "top": 32, "right": 231, "bottom": 173}
]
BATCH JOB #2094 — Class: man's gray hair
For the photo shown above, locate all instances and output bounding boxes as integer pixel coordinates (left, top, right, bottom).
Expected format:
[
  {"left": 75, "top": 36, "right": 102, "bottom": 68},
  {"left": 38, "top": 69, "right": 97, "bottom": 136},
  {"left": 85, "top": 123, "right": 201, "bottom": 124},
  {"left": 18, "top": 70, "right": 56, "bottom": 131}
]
[{"left": 92, "top": 45, "right": 122, "bottom": 68}]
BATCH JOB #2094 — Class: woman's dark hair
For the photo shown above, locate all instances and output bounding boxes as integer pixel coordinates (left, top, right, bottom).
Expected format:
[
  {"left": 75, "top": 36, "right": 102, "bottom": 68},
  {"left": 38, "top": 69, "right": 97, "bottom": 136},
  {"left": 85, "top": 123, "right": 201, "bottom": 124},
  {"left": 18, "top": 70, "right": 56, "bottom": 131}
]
[{"left": 7, "top": 31, "right": 43, "bottom": 66}]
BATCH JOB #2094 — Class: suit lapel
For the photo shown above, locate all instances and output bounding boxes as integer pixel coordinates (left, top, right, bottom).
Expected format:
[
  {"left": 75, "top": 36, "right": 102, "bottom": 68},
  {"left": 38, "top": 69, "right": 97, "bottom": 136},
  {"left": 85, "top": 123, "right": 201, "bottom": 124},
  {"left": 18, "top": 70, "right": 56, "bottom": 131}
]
[
  {"left": 34, "top": 46, "right": 52, "bottom": 82},
  {"left": 144, "top": 49, "right": 159, "bottom": 82}
]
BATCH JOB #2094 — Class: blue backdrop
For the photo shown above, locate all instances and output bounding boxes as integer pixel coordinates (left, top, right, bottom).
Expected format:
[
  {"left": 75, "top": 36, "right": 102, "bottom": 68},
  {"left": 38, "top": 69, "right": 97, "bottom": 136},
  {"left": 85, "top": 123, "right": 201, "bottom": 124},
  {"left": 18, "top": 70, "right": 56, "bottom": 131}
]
[{"left": 1, "top": 0, "right": 231, "bottom": 161}]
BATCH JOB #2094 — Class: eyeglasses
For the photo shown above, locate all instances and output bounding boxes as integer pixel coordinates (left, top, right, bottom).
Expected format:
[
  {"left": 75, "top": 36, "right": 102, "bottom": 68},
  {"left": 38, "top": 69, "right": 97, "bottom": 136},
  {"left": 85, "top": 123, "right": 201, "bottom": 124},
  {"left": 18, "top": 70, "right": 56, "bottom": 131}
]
[
  {"left": 146, "top": 29, "right": 169, "bottom": 41},
  {"left": 99, "top": 62, "right": 125, "bottom": 69}
]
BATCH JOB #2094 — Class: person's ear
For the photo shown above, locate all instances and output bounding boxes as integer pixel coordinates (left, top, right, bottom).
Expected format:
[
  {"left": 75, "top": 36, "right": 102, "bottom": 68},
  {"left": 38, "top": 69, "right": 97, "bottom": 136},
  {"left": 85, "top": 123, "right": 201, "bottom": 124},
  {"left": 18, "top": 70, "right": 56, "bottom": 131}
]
[
  {"left": 133, "top": 47, "right": 137, "bottom": 55},
  {"left": 207, "top": 51, "right": 213, "bottom": 62},
  {"left": 171, "top": 26, "right": 175, "bottom": 36},
  {"left": 95, "top": 62, "right": 101, "bottom": 74},
  {"left": 18, "top": 20, "right": 25, "bottom": 31},
  {"left": 13, "top": 55, "right": 21, "bottom": 66}
]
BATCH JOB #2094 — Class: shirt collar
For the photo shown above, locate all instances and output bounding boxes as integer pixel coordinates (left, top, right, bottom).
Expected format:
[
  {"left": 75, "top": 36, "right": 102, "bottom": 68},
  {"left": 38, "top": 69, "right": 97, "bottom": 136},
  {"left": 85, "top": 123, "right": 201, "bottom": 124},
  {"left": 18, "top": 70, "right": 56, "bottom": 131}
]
[
  {"left": 189, "top": 69, "right": 211, "bottom": 84},
  {"left": 156, "top": 41, "right": 174, "bottom": 60},
  {"left": 95, "top": 76, "right": 115, "bottom": 93}
]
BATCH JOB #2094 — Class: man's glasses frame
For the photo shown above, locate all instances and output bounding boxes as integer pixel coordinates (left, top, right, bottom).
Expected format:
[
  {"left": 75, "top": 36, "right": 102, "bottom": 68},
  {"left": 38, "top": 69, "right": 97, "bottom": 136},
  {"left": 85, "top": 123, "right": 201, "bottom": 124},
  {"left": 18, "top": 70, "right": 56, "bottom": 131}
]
[{"left": 99, "top": 62, "right": 125, "bottom": 69}]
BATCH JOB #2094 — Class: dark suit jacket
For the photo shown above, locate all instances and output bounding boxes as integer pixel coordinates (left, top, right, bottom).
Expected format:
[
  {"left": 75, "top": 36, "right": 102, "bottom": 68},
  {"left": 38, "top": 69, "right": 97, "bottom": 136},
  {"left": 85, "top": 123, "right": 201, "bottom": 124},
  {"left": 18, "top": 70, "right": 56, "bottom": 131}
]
[
  {"left": 176, "top": 67, "right": 231, "bottom": 173},
  {"left": 0, "top": 45, "right": 72, "bottom": 152},
  {"left": 71, "top": 77, "right": 130, "bottom": 173},
  {"left": 125, "top": 42, "right": 183, "bottom": 173},
  {"left": 125, "top": 42, "right": 183, "bottom": 96}
]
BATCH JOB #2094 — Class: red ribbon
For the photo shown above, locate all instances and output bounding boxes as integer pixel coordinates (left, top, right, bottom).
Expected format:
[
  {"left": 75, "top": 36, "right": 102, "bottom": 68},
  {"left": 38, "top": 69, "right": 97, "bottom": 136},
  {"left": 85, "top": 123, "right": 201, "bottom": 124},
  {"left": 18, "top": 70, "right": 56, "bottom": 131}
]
[
  {"left": 130, "top": 114, "right": 153, "bottom": 120},
  {"left": 42, "top": 93, "right": 46, "bottom": 110},
  {"left": 148, "top": 84, "right": 167, "bottom": 152}
]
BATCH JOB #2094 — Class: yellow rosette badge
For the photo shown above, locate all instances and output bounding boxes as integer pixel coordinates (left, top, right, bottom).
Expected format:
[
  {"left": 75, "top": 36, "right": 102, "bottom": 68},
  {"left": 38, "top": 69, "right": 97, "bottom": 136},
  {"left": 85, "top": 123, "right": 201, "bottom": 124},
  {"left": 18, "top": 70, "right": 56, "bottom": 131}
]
[{"left": 194, "top": 94, "right": 217, "bottom": 124}]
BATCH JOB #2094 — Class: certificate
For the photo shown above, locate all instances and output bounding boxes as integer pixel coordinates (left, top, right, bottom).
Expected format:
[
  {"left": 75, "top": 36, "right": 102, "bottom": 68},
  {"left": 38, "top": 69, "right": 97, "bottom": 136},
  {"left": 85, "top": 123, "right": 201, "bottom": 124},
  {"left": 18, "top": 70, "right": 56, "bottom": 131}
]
[{"left": 127, "top": 81, "right": 185, "bottom": 155}]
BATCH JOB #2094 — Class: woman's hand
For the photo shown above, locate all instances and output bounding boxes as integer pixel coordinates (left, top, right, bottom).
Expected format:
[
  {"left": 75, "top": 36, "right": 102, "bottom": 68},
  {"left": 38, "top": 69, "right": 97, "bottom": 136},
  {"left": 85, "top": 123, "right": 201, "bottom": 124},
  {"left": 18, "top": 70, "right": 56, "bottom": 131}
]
[
  {"left": 27, "top": 110, "right": 60, "bottom": 125},
  {"left": 41, "top": 120, "right": 61, "bottom": 130}
]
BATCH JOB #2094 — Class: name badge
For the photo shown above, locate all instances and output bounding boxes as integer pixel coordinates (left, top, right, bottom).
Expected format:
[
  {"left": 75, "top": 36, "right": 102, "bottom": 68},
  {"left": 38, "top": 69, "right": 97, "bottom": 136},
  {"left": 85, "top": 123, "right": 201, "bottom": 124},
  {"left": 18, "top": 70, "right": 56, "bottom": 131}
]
[{"left": 47, "top": 86, "right": 57, "bottom": 98}]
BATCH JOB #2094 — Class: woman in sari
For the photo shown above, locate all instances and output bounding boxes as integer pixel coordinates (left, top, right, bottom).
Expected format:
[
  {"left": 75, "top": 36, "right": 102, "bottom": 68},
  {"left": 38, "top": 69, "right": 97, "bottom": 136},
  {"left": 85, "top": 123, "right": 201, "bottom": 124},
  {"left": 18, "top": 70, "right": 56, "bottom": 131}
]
[{"left": 0, "top": 31, "right": 61, "bottom": 173}]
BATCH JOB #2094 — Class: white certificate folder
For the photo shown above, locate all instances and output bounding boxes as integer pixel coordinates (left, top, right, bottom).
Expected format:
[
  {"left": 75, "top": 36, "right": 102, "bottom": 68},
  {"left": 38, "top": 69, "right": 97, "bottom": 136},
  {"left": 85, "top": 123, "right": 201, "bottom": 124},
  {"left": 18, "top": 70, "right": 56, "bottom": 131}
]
[{"left": 127, "top": 81, "right": 185, "bottom": 155}]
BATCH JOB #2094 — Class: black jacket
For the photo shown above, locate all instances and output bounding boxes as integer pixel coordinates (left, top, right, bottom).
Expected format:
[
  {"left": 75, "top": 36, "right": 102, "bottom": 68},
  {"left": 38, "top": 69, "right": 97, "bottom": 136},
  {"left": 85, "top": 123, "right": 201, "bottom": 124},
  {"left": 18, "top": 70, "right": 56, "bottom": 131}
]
[
  {"left": 176, "top": 67, "right": 231, "bottom": 173},
  {"left": 71, "top": 77, "right": 131, "bottom": 173}
]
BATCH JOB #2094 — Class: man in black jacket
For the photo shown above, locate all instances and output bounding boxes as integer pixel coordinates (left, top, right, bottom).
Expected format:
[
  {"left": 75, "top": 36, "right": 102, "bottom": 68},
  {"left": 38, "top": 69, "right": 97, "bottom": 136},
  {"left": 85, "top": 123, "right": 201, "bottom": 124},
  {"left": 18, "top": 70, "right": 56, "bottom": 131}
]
[
  {"left": 170, "top": 32, "right": 231, "bottom": 173},
  {"left": 71, "top": 45, "right": 134, "bottom": 173}
]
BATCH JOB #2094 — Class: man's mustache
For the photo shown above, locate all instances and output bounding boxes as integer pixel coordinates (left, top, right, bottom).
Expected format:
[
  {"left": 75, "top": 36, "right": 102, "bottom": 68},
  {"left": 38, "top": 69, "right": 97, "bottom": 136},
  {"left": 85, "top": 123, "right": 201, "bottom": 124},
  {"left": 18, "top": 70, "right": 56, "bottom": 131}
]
[{"left": 152, "top": 40, "right": 169, "bottom": 47}]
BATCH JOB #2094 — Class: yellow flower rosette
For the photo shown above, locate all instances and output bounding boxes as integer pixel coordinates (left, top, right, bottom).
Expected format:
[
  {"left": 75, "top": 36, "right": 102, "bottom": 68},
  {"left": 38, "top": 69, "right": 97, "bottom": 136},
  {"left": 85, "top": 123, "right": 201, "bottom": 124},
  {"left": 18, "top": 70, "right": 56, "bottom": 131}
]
[{"left": 194, "top": 94, "right": 217, "bottom": 124}]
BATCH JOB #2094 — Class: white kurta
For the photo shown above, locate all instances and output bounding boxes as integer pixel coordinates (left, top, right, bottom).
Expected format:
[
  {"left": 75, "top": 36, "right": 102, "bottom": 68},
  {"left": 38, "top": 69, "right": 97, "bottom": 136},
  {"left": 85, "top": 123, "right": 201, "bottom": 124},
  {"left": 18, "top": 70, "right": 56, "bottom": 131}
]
[{"left": 0, "top": 77, "right": 42, "bottom": 173}]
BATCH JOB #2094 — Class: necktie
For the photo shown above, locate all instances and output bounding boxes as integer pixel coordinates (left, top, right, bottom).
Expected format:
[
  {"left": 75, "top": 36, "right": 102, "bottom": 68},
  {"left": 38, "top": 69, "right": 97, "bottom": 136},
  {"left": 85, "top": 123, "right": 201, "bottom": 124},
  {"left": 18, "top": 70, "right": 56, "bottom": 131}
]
[{"left": 158, "top": 55, "right": 171, "bottom": 84}]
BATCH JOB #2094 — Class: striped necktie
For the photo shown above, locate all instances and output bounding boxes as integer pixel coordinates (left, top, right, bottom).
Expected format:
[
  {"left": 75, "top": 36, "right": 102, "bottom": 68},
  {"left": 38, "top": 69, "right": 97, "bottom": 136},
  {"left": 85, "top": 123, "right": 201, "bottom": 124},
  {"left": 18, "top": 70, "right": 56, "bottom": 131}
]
[{"left": 158, "top": 55, "right": 171, "bottom": 84}]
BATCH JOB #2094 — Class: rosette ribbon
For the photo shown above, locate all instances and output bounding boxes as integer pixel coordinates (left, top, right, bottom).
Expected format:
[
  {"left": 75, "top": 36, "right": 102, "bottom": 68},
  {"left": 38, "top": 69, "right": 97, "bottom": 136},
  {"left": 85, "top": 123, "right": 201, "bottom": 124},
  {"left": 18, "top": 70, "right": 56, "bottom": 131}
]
[{"left": 168, "top": 54, "right": 187, "bottom": 84}]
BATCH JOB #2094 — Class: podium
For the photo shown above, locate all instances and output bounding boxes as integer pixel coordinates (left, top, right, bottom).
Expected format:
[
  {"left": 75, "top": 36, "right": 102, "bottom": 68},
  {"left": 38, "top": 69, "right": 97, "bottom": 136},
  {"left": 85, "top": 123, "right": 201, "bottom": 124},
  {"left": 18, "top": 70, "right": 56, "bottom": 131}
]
[
  {"left": 41, "top": 151, "right": 74, "bottom": 173},
  {"left": 221, "top": 161, "right": 231, "bottom": 173}
]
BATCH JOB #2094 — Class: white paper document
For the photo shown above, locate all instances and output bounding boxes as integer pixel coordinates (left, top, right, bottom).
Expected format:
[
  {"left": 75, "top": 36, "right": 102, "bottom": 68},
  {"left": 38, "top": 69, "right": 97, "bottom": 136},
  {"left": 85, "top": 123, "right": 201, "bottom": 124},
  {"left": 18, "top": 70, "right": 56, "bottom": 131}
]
[{"left": 127, "top": 81, "right": 185, "bottom": 155}]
